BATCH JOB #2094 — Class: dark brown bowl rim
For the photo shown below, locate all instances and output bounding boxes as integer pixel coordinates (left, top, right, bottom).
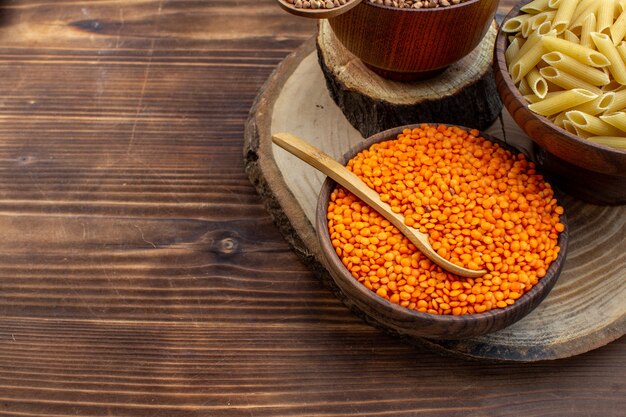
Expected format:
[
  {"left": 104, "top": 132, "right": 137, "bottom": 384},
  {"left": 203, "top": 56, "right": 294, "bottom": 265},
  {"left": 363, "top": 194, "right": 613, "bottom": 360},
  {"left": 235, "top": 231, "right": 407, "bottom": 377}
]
[
  {"left": 363, "top": 0, "right": 483, "bottom": 13},
  {"left": 316, "top": 123, "right": 568, "bottom": 328},
  {"left": 495, "top": 0, "right": 626, "bottom": 158}
]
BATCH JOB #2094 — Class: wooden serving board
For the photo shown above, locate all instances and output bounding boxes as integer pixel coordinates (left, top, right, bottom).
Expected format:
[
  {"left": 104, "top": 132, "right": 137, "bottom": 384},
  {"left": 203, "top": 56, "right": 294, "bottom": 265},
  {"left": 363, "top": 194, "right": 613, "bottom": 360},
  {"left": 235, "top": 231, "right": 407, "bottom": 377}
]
[{"left": 244, "top": 38, "right": 626, "bottom": 362}]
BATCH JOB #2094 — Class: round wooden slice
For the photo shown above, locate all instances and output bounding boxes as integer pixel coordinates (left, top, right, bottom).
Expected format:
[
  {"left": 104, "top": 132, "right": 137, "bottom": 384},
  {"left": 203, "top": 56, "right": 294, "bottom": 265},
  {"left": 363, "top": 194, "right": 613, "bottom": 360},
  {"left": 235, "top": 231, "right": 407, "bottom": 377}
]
[
  {"left": 244, "top": 38, "right": 626, "bottom": 362},
  {"left": 317, "top": 20, "right": 504, "bottom": 138}
]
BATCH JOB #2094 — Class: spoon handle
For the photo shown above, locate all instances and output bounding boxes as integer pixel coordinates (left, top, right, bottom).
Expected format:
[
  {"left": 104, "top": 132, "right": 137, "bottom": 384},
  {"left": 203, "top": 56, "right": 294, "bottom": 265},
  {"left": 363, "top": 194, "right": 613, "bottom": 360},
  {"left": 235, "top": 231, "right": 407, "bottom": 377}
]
[{"left": 272, "top": 132, "right": 486, "bottom": 278}]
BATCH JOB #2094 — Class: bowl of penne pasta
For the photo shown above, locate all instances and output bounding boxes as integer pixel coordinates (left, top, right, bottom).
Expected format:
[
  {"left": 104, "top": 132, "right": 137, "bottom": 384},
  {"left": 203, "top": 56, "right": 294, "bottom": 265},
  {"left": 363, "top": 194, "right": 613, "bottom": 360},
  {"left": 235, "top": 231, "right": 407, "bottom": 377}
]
[{"left": 494, "top": 0, "right": 626, "bottom": 205}]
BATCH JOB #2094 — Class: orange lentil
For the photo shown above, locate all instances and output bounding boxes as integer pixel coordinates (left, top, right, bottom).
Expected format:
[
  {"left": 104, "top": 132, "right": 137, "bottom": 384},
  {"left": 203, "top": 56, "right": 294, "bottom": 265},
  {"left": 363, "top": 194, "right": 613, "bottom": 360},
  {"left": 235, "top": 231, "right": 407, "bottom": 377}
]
[{"left": 327, "top": 124, "right": 563, "bottom": 315}]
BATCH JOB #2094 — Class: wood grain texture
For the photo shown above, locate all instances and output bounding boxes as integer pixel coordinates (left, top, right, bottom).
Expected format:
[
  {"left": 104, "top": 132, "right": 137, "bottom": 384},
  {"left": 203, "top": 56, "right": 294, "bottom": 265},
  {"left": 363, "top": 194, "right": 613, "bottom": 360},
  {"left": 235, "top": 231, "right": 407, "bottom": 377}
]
[
  {"left": 494, "top": 0, "right": 626, "bottom": 204},
  {"left": 317, "top": 20, "right": 503, "bottom": 137},
  {"left": 244, "top": 39, "right": 625, "bottom": 360},
  {"left": 328, "top": 0, "right": 500, "bottom": 79},
  {"left": 0, "top": 0, "right": 624, "bottom": 416}
]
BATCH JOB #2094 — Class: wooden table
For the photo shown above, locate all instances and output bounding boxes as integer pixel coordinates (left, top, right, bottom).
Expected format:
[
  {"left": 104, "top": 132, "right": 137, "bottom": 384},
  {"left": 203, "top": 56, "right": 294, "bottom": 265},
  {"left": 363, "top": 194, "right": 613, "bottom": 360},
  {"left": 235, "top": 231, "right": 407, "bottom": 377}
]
[{"left": 0, "top": 1, "right": 623, "bottom": 416}]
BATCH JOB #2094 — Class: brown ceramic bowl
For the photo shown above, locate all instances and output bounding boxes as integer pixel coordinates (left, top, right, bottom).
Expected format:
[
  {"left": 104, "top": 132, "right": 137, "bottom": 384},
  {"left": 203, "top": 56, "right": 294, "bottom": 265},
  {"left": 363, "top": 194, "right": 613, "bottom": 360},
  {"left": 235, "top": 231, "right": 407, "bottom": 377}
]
[
  {"left": 328, "top": 0, "right": 500, "bottom": 81},
  {"left": 316, "top": 124, "right": 568, "bottom": 340},
  {"left": 494, "top": 0, "right": 626, "bottom": 205}
]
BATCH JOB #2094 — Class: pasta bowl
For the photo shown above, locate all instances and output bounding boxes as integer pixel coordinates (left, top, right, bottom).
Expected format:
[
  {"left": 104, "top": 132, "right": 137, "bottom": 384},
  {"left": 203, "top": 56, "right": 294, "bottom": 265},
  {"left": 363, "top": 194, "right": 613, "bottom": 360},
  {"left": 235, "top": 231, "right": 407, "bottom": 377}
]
[
  {"left": 328, "top": 0, "right": 499, "bottom": 81},
  {"left": 494, "top": 0, "right": 626, "bottom": 205},
  {"left": 316, "top": 123, "right": 568, "bottom": 340}
]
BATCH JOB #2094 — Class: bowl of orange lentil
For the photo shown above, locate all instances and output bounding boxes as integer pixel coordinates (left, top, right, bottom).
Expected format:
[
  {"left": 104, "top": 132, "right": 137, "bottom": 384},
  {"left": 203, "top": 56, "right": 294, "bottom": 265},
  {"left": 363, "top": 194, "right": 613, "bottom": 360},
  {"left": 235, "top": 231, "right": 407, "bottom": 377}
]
[
  {"left": 317, "top": 123, "right": 568, "bottom": 339},
  {"left": 493, "top": 0, "right": 626, "bottom": 205}
]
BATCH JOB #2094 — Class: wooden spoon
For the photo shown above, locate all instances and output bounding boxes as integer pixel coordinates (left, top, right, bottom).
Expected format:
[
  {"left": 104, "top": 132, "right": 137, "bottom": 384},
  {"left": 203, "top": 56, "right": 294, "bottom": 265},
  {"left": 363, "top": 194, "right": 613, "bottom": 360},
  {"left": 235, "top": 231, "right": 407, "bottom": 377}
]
[
  {"left": 276, "top": 0, "right": 363, "bottom": 19},
  {"left": 272, "top": 132, "right": 487, "bottom": 278}
]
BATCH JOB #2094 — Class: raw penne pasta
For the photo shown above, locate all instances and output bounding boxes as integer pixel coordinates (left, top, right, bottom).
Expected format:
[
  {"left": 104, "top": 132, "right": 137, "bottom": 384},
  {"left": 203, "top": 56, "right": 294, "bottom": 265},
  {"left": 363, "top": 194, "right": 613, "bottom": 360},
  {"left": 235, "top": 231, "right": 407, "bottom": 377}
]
[
  {"left": 505, "top": 0, "right": 626, "bottom": 143},
  {"left": 519, "top": 78, "right": 533, "bottom": 95},
  {"left": 570, "top": 0, "right": 600, "bottom": 29},
  {"left": 566, "top": 110, "right": 625, "bottom": 135},
  {"left": 546, "top": 80, "right": 565, "bottom": 91},
  {"left": 511, "top": 40, "right": 549, "bottom": 83},
  {"left": 587, "top": 136, "right": 626, "bottom": 148},
  {"left": 539, "top": 66, "right": 603, "bottom": 94},
  {"left": 572, "top": 124, "right": 594, "bottom": 138},
  {"left": 553, "top": 111, "right": 568, "bottom": 126},
  {"left": 618, "top": 42, "right": 626, "bottom": 62},
  {"left": 591, "top": 32, "right": 626, "bottom": 84},
  {"left": 570, "top": 0, "right": 598, "bottom": 23},
  {"left": 526, "top": 68, "right": 549, "bottom": 98},
  {"left": 611, "top": 13, "right": 626, "bottom": 45},
  {"left": 579, "top": 128, "right": 595, "bottom": 138},
  {"left": 521, "top": 0, "right": 551, "bottom": 14},
  {"left": 528, "top": 89, "right": 598, "bottom": 116},
  {"left": 552, "top": 0, "right": 579, "bottom": 34},
  {"left": 522, "top": 17, "right": 551, "bottom": 38},
  {"left": 541, "top": 52, "right": 611, "bottom": 85},
  {"left": 607, "top": 89, "right": 626, "bottom": 111},
  {"left": 522, "top": 20, "right": 535, "bottom": 38},
  {"left": 540, "top": 91, "right": 562, "bottom": 99},
  {"left": 563, "top": 29, "right": 580, "bottom": 43},
  {"left": 523, "top": 94, "right": 543, "bottom": 104},
  {"left": 600, "top": 111, "right": 626, "bottom": 131},
  {"left": 503, "top": 14, "right": 533, "bottom": 33},
  {"left": 580, "top": 13, "right": 596, "bottom": 48},
  {"left": 509, "top": 30, "right": 553, "bottom": 67},
  {"left": 597, "top": 0, "right": 616, "bottom": 35},
  {"left": 530, "top": 10, "right": 557, "bottom": 29},
  {"left": 603, "top": 80, "right": 626, "bottom": 91},
  {"left": 533, "top": 21, "right": 554, "bottom": 37},
  {"left": 542, "top": 36, "right": 611, "bottom": 67},
  {"left": 562, "top": 120, "right": 577, "bottom": 134},
  {"left": 571, "top": 92, "right": 616, "bottom": 115},
  {"left": 505, "top": 37, "right": 525, "bottom": 64}
]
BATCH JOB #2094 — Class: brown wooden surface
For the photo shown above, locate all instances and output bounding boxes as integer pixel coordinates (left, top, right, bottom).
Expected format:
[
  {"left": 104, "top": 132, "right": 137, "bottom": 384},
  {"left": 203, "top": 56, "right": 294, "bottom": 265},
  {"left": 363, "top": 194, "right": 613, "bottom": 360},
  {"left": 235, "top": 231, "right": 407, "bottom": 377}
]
[{"left": 0, "top": 1, "right": 624, "bottom": 416}]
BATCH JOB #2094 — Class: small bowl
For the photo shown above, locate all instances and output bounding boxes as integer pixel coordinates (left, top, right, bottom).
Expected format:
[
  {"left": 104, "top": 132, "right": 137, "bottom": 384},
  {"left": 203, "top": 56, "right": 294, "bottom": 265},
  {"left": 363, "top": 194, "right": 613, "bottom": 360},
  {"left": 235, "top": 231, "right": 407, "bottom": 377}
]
[
  {"left": 316, "top": 124, "right": 568, "bottom": 340},
  {"left": 328, "top": 0, "right": 500, "bottom": 81},
  {"left": 494, "top": 0, "right": 626, "bottom": 205}
]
